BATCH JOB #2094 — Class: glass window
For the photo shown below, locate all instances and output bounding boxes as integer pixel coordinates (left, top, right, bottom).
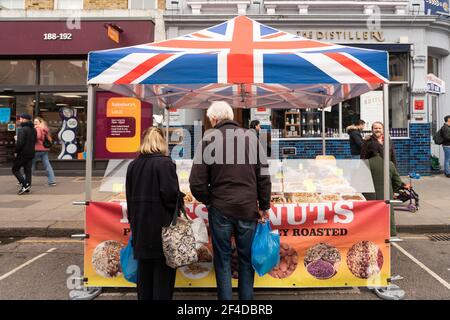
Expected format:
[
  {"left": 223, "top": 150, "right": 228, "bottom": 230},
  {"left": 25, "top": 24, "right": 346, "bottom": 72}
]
[
  {"left": 389, "top": 53, "right": 408, "bottom": 82},
  {"left": 129, "top": 0, "right": 156, "bottom": 9},
  {"left": 38, "top": 92, "right": 87, "bottom": 160},
  {"left": 40, "top": 60, "right": 87, "bottom": 85},
  {"left": 342, "top": 97, "right": 361, "bottom": 131},
  {"left": 0, "top": 60, "right": 36, "bottom": 85},
  {"left": 389, "top": 83, "right": 408, "bottom": 132},
  {"left": 0, "top": 0, "right": 25, "bottom": 9},
  {"left": 55, "top": 0, "right": 83, "bottom": 9},
  {"left": 428, "top": 55, "right": 439, "bottom": 76},
  {"left": 324, "top": 104, "right": 340, "bottom": 137}
]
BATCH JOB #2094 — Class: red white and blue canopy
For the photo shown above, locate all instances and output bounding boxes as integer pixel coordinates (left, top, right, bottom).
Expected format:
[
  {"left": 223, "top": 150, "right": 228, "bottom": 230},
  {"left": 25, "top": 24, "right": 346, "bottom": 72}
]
[{"left": 88, "top": 16, "right": 388, "bottom": 109}]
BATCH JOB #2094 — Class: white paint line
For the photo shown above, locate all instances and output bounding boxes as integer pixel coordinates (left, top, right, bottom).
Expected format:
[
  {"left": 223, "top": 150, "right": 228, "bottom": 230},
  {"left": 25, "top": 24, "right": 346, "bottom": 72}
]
[
  {"left": 392, "top": 243, "right": 450, "bottom": 290},
  {"left": 0, "top": 248, "right": 57, "bottom": 281},
  {"left": 18, "top": 240, "right": 83, "bottom": 244}
]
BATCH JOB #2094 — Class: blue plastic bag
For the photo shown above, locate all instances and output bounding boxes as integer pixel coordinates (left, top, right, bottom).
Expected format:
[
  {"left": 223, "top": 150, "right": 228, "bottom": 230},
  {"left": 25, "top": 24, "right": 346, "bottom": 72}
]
[
  {"left": 120, "top": 235, "right": 138, "bottom": 284},
  {"left": 251, "top": 221, "right": 280, "bottom": 277}
]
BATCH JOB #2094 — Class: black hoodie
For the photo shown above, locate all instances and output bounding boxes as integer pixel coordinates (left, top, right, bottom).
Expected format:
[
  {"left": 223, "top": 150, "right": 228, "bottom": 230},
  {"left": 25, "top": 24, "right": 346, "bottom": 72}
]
[
  {"left": 15, "top": 121, "right": 36, "bottom": 158},
  {"left": 346, "top": 125, "right": 364, "bottom": 156}
]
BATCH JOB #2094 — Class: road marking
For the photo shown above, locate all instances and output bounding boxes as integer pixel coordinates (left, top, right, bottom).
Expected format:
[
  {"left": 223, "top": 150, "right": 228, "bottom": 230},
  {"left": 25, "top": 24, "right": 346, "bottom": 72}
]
[
  {"left": 0, "top": 248, "right": 57, "bottom": 281},
  {"left": 392, "top": 243, "right": 450, "bottom": 290},
  {"left": 18, "top": 240, "right": 83, "bottom": 244}
]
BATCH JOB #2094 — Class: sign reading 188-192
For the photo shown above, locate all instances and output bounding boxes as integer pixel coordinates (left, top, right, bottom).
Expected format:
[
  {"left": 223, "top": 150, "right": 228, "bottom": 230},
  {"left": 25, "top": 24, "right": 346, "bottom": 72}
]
[
  {"left": 425, "top": 0, "right": 449, "bottom": 15},
  {"left": 43, "top": 33, "right": 73, "bottom": 40}
]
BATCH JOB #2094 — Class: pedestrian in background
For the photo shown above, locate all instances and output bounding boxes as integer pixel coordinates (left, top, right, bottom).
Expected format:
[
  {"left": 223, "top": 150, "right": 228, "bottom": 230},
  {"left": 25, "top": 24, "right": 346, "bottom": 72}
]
[
  {"left": 189, "top": 101, "right": 272, "bottom": 300},
  {"left": 361, "top": 121, "right": 397, "bottom": 166},
  {"left": 33, "top": 117, "right": 56, "bottom": 186},
  {"left": 346, "top": 119, "right": 365, "bottom": 159},
  {"left": 125, "top": 127, "right": 179, "bottom": 300},
  {"left": 439, "top": 115, "right": 450, "bottom": 177},
  {"left": 250, "top": 119, "right": 271, "bottom": 157},
  {"left": 12, "top": 113, "right": 36, "bottom": 195}
]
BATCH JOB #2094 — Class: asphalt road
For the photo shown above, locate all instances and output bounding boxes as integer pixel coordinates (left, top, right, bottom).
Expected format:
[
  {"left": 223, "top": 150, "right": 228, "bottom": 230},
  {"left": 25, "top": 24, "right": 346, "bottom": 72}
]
[{"left": 0, "top": 234, "right": 449, "bottom": 300}]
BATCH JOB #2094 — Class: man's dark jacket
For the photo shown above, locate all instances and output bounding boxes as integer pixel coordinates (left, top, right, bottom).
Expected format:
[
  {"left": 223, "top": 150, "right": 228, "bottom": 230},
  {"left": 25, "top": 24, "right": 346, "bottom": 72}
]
[
  {"left": 441, "top": 123, "right": 450, "bottom": 146},
  {"left": 189, "top": 120, "right": 272, "bottom": 221},
  {"left": 346, "top": 125, "right": 364, "bottom": 156},
  {"left": 125, "top": 153, "right": 180, "bottom": 260},
  {"left": 15, "top": 121, "right": 36, "bottom": 159},
  {"left": 360, "top": 135, "right": 397, "bottom": 166}
]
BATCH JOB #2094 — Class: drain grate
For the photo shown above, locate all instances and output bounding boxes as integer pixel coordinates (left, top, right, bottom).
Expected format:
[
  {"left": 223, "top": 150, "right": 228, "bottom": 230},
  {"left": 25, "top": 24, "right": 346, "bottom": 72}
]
[{"left": 427, "top": 234, "right": 450, "bottom": 242}]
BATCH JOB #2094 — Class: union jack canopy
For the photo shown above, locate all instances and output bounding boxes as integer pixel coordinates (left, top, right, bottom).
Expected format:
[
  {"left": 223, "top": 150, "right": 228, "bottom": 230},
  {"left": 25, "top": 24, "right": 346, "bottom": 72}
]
[{"left": 88, "top": 16, "right": 388, "bottom": 109}]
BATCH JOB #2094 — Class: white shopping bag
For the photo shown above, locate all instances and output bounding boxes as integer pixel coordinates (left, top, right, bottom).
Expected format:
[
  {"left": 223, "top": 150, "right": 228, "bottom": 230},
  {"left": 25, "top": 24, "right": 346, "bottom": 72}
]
[{"left": 190, "top": 217, "right": 209, "bottom": 249}]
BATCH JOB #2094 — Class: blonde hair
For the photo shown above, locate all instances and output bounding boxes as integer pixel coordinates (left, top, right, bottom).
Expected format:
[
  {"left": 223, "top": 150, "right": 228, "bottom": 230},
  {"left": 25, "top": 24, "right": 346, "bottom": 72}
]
[
  {"left": 206, "top": 101, "right": 234, "bottom": 122},
  {"left": 34, "top": 117, "right": 48, "bottom": 128},
  {"left": 139, "top": 127, "right": 168, "bottom": 156}
]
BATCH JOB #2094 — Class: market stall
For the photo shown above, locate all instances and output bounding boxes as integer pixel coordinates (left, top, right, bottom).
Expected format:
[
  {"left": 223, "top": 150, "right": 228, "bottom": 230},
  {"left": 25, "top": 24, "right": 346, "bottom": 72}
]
[{"left": 82, "top": 16, "right": 394, "bottom": 290}]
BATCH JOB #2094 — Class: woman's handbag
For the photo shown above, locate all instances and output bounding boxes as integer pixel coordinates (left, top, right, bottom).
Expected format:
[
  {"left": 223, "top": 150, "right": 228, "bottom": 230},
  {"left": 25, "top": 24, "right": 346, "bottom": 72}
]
[
  {"left": 43, "top": 134, "right": 52, "bottom": 148},
  {"left": 161, "top": 194, "right": 198, "bottom": 269}
]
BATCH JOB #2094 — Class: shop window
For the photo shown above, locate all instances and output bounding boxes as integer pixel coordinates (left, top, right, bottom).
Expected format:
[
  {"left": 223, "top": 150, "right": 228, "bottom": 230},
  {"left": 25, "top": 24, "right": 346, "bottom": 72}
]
[
  {"left": 55, "top": 0, "right": 83, "bottom": 9},
  {"left": 0, "top": 60, "right": 36, "bottom": 85},
  {"left": 389, "top": 83, "right": 408, "bottom": 132},
  {"left": 38, "top": 92, "right": 87, "bottom": 160},
  {"left": 0, "top": 0, "right": 24, "bottom": 9},
  {"left": 40, "top": 60, "right": 87, "bottom": 86},
  {"left": 427, "top": 55, "right": 439, "bottom": 76},
  {"left": 129, "top": 0, "right": 156, "bottom": 9},
  {"left": 389, "top": 53, "right": 408, "bottom": 82},
  {"left": 342, "top": 97, "right": 361, "bottom": 131},
  {"left": 324, "top": 105, "right": 340, "bottom": 137}
]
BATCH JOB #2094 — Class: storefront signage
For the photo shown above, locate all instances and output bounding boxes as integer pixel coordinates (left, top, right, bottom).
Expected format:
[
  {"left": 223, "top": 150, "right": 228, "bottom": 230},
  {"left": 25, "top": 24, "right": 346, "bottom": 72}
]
[
  {"left": 297, "top": 30, "right": 385, "bottom": 42},
  {"left": 95, "top": 92, "right": 152, "bottom": 159},
  {"left": 427, "top": 74, "right": 446, "bottom": 94},
  {"left": 360, "top": 91, "right": 384, "bottom": 130},
  {"left": 1, "top": 21, "right": 154, "bottom": 55},
  {"left": 0, "top": 108, "right": 11, "bottom": 123},
  {"left": 424, "top": 0, "right": 449, "bottom": 15},
  {"left": 84, "top": 201, "right": 390, "bottom": 288},
  {"left": 43, "top": 33, "right": 73, "bottom": 41}
]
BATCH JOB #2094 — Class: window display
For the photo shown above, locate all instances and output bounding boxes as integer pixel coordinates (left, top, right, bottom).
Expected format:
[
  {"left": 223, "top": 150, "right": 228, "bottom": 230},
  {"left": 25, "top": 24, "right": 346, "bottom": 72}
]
[{"left": 38, "top": 92, "right": 87, "bottom": 160}]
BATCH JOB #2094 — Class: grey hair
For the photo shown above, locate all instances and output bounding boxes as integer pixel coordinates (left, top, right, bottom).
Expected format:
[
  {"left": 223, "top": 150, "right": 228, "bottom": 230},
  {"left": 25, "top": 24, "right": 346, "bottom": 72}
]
[{"left": 206, "top": 101, "right": 234, "bottom": 122}]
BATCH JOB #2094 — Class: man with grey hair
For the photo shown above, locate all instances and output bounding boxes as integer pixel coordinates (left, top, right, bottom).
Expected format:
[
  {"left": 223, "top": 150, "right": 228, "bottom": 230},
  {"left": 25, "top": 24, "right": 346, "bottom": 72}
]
[{"left": 189, "top": 101, "right": 271, "bottom": 300}]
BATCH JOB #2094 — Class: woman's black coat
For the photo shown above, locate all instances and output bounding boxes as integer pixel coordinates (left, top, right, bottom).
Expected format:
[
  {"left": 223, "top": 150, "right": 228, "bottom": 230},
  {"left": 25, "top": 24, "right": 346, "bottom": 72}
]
[{"left": 125, "top": 153, "right": 180, "bottom": 260}]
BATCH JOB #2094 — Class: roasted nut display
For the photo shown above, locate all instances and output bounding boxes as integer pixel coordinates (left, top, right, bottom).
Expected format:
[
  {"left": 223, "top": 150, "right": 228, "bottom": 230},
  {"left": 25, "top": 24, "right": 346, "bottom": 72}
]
[
  {"left": 304, "top": 243, "right": 341, "bottom": 280},
  {"left": 92, "top": 240, "right": 124, "bottom": 278},
  {"left": 269, "top": 242, "right": 298, "bottom": 279},
  {"left": 197, "top": 245, "right": 212, "bottom": 263},
  {"left": 346, "top": 241, "right": 384, "bottom": 279},
  {"left": 183, "top": 263, "right": 210, "bottom": 275}
]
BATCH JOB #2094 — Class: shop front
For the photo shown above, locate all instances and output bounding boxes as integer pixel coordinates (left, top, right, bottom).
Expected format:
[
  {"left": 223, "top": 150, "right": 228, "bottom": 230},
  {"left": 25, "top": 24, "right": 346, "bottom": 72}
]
[{"left": 0, "top": 19, "right": 155, "bottom": 170}]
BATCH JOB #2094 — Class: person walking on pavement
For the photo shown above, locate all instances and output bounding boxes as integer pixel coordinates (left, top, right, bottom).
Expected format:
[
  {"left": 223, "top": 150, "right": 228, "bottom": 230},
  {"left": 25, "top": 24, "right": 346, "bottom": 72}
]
[
  {"left": 125, "top": 127, "right": 180, "bottom": 300},
  {"left": 12, "top": 113, "right": 36, "bottom": 195},
  {"left": 360, "top": 121, "right": 397, "bottom": 166},
  {"left": 189, "top": 101, "right": 272, "bottom": 300},
  {"left": 346, "top": 119, "right": 366, "bottom": 159},
  {"left": 32, "top": 117, "right": 56, "bottom": 186},
  {"left": 250, "top": 119, "right": 271, "bottom": 157},
  {"left": 440, "top": 115, "right": 450, "bottom": 177}
]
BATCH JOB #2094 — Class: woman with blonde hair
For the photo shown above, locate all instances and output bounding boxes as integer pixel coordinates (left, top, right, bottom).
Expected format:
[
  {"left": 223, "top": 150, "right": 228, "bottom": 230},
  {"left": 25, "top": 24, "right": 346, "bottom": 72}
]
[
  {"left": 125, "top": 127, "right": 180, "bottom": 300},
  {"left": 33, "top": 117, "right": 56, "bottom": 186}
]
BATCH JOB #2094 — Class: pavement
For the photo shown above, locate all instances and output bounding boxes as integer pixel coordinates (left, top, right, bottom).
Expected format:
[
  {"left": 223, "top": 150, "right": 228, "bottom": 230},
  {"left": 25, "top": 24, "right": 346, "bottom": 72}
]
[{"left": 0, "top": 171, "right": 449, "bottom": 237}]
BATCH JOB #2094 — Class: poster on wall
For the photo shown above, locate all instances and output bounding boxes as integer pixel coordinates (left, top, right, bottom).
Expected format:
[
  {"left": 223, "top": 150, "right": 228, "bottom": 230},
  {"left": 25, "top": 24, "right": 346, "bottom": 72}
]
[
  {"left": 360, "top": 91, "right": 384, "bottom": 130},
  {"left": 95, "top": 92, "right": 152, "bottom": 159},
  {"left": 424, "top": 0, "right": 449, "bottom": 15},
  {"left": 84, "top": 200, "right": 390, "bottom": 288}
]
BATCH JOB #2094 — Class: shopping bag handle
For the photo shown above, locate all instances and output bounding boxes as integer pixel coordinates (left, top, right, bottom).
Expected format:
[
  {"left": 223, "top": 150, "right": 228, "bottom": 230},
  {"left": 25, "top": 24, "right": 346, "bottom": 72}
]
[{"left": 170, "top": 192, "right": 189, "bottom": 226}]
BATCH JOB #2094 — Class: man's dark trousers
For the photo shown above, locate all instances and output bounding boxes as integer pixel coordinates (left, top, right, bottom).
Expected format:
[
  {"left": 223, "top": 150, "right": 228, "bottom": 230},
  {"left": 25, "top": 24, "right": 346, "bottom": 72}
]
[{"left": 12, "top": 156, "right": 33, "bottom": 187}]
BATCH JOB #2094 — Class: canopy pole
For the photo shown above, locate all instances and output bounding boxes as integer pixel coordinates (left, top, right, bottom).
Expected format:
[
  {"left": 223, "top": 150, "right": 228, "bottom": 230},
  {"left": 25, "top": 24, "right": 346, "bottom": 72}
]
[
  {"left": 322, "top": 108, "right": 326, "bottom": 155},
  {"left": 85, "top": 84, "right": 95, "bottom": 202},
  {"left": 383, "top": 83, "right": 390, "bottom": 201},
  {"left": 165, "top": 106, "right": 170, "bottom": 146}
]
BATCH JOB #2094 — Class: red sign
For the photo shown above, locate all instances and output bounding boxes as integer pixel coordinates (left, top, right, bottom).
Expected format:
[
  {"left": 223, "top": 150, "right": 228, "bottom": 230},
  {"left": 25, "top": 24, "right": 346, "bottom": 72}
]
[{"left": 414, "top": 100, "right": 424, "bottom": 111}]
